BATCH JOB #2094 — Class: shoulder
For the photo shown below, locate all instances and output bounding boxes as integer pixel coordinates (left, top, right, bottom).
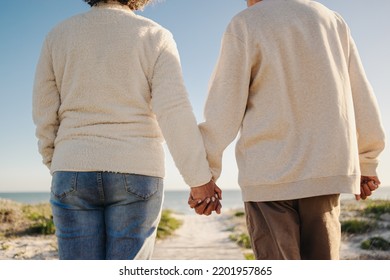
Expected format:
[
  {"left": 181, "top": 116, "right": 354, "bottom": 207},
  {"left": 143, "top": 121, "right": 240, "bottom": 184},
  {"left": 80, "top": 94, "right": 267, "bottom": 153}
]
[
  {"left": 44, "top": 13, "right": 86, "bottom": 43},
  {"left": 331, "top": 11, "right": 350, "bottom": 31},
  {"left": 223, "top": 7, "right": 261, "bottom": 45},
  {"left": 228, "top": 7, "right": 252, "bottom": 30},
  {"left": 312, "top": 3, "right": 351, "bottom": 39},
  {"left": 135, "top": 14, "right": 174, "bottom": 39},
  {"left": 308, "top": 1, "right": 350, "bottom": 31}
]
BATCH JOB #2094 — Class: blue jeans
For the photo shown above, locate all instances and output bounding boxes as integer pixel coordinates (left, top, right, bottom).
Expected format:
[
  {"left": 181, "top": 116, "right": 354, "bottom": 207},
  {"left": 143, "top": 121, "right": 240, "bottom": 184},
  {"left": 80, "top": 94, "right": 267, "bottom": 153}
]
[{"left": 50, "top": 171, "right": 163, "bottom": 260}]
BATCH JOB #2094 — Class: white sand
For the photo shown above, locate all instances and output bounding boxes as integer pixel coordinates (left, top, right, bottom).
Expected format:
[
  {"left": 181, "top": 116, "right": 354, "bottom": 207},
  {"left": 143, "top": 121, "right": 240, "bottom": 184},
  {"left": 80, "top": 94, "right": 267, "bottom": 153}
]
[
  {"left": 152, "top": 213, "right": 246, "bottom": 260},
  {"left": 0, "top": 235, "right": 57, "bottom": 260}
]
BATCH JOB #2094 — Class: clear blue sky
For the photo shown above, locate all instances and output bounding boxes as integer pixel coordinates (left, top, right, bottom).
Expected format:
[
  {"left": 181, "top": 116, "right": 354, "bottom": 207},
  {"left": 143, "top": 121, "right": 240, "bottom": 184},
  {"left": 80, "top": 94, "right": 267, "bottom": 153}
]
[{"left": 0, "top": 0, "right": 389, "bottom": 192}]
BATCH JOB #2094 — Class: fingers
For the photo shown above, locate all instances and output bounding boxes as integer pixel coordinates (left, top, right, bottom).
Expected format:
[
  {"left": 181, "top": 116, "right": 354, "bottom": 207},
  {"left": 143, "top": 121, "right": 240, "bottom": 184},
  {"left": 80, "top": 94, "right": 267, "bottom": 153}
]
[
  {"left": 188, "top": 196, "right": 202, "bottom": 209},
  {"left": 215, "top": 200, "right": 222, "bottom": 214},
  {"left": 359, "top": 176, "right": 380, "bottom": 200},
  {"left": 195, "top": 201, "right": 208, "bottom": 215},
  {"left": 188, "top": 195, "right": 207, "bottom": 214},
  {"left": 360, "top": 185, "right": 369, "bottom": 200},
  {"left": 202, "top": 198, "right": 216, "bottom": 216},
  {"left": 368, "top": 180, "right": 379, "bottom": 192},
  {"left": 214, "top": 185, "right": 222, "bottom": 200},
  {"left": 200, "top": 196, "right": 222, "bottom": 216},
  {"left": 364, "top": 176, "right": 381, "bottom": 186},
  {"left": 188, "top": 195, "right": 222, "bottom": 215}
]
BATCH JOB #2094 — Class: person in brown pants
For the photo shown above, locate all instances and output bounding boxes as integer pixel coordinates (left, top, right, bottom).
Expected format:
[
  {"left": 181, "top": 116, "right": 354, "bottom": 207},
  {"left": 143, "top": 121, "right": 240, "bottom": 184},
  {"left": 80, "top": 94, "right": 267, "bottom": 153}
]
[{"left": 193, "top": 0, "right": 385, "bottom": 259}]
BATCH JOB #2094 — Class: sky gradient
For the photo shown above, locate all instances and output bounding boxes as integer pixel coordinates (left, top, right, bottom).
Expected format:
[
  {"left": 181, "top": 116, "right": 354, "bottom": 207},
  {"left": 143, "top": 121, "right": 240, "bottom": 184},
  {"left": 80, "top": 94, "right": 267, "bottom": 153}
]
[{"left": 0, "top": 0, "right": 389, "bottom": 192}]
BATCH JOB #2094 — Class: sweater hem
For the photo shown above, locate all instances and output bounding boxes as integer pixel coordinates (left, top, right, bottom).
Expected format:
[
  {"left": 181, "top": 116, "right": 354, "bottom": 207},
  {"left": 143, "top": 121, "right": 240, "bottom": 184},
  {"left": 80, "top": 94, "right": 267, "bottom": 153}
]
[
  {"left": 240, "top": 175, "right": 360, "bottom": 202},
  {"left": 50, "top": 139, "right": 165, "bottom": 179}
]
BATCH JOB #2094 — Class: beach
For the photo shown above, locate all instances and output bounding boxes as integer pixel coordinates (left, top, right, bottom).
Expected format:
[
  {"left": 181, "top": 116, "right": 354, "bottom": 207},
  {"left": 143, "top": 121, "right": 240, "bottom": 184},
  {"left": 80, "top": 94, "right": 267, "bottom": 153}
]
[
  {"left": 1, "top": 199, "right": 390, "bottom": 260},
  {"left": 0, "top": 211, "right": 245, "bottom": 260}
]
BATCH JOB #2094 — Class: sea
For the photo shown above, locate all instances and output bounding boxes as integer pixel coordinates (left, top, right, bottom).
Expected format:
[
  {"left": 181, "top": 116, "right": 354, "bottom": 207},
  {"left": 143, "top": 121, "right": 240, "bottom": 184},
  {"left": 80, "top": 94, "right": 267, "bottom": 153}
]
[
  {"left": 0, "top": 190, "right": 243, "bottom": 214},
  {"left": 1, "top": 187, "right": 390, "bottom": 214}
]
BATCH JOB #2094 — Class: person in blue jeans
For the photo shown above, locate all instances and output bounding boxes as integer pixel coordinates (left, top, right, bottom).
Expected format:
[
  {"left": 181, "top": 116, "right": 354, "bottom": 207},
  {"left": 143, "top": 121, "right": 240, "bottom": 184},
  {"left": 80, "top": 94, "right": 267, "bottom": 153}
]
[{"left": 33, "top": 0, "right": 221, "bottom": 260}]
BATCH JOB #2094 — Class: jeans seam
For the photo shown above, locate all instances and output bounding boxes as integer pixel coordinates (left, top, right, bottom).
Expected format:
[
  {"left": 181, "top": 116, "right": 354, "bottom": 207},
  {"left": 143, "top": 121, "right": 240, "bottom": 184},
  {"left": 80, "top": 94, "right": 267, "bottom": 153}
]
[
  {"left": 72, "top": 172, "right": 77, "bottom": 196},
  {"left": 97, "top": 172, "right": 105, "bottom": 202}
]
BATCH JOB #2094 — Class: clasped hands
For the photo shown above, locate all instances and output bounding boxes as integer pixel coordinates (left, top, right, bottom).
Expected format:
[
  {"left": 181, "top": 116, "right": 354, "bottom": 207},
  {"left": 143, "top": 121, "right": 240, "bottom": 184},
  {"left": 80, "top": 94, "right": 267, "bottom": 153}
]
[{"left": 188, "top": 180, "right": 222, "bottom": 216}]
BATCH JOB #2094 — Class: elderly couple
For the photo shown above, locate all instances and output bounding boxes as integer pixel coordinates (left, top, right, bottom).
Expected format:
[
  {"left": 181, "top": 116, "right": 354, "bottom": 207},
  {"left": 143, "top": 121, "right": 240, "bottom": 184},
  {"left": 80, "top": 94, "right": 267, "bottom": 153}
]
[{"left": 33, "top": 0, "right": 385, "bottom": 260}]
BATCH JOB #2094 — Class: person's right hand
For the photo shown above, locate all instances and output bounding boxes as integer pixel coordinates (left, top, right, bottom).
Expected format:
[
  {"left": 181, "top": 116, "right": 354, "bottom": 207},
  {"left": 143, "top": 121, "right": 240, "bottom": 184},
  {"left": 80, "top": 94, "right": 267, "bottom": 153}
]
[{"left": 356, "top": 176, "right": 381, "bottom": 200}]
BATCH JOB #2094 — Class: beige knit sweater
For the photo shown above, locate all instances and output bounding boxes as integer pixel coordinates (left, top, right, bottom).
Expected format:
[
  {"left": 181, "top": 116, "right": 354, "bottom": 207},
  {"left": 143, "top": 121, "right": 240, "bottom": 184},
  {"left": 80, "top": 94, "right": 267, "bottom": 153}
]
[
  {"left": 199, "top": 0, "right": 385, "bottom": 201},
  {"left": 33, "top": 3, "right": 212, "bottom": 187}
]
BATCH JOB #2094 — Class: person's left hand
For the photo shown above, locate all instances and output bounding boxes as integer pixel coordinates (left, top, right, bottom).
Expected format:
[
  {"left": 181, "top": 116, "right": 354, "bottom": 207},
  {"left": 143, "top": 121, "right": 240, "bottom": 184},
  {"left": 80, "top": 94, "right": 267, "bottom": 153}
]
[
  {"left": 356, "top": 176, "right": 381, "bottom": 200},
  {"left": 188, "top": 180, "right": 222, "bottom": 215}
]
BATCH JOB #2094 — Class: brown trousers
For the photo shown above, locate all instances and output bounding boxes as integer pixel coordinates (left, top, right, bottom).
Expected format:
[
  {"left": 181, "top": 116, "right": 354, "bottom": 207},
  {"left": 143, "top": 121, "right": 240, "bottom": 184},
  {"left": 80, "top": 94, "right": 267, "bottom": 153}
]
[{"left": 244, "top": 194, "right": 341, "bottom": 260}]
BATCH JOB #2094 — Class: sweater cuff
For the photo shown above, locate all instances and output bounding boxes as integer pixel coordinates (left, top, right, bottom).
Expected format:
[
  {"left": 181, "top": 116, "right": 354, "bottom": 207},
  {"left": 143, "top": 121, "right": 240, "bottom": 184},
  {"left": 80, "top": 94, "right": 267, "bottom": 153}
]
[
  {"left": 187, "top": 170, "right": 213, "bottom": 188},
  {"left": 360, "top": 162, "right": 379, "bottom": 177}
]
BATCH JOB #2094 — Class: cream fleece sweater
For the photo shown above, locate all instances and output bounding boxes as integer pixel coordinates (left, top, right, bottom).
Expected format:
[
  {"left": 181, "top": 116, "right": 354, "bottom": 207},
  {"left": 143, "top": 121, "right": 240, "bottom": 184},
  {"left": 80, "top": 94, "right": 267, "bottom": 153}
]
[
  {"left": 33, "top": 3, "right": 211, "bottom": 187},
  {"left": 199, "top": 0, "right": 385, "bottom": 201}
]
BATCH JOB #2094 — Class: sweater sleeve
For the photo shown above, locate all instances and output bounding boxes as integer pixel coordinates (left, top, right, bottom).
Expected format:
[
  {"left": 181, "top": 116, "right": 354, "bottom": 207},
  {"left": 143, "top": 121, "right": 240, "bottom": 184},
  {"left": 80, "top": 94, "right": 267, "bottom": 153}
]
[
  {"left": 199, "top": 31, "right": 251, "bottom": 181},
  {"left": 150, "top": 34, "right": 212, "bottom": 187},
  {"left": 348, "top": 36, "right": 386, "bottom": 176},
  {"left": 32, "top": 38, "right": 61, "bottom": 169}
]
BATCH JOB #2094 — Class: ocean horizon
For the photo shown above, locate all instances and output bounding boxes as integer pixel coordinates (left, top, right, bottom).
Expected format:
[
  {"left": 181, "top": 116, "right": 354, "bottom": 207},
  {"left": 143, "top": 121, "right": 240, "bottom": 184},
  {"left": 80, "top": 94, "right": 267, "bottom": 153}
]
[
  {"left": 1, "top": 187, "right": 390, "bottom": 214},
  {"left": 0, "top": 189, "right": 243, "bottom": 214}
]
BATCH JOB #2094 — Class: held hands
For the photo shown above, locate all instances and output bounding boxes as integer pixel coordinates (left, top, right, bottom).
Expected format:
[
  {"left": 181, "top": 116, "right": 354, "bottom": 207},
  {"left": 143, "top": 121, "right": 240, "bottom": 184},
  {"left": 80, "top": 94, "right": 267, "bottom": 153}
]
[
  {"left": 188, "top": 180, "right": 222, "bottom": 216},
  {"left": 356, "top": 176, "right": 381, "bottom": 201}
]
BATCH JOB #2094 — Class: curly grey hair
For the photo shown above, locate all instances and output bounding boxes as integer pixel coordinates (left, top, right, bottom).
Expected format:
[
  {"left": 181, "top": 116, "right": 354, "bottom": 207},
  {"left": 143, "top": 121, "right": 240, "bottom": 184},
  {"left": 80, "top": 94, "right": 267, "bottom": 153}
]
[{"left": 83, "top": 0, "right": 151, "bottom": 11}]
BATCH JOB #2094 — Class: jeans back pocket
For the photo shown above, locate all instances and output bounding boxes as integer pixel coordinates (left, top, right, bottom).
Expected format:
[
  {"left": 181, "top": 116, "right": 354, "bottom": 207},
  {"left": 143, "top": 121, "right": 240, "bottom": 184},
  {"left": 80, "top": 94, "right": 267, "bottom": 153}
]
[
  {"left": 124, "top": 174, "right": 162, "bottom": 200},
  {"left": 51, "top": 172, "right": 77, "bottom": 200}
]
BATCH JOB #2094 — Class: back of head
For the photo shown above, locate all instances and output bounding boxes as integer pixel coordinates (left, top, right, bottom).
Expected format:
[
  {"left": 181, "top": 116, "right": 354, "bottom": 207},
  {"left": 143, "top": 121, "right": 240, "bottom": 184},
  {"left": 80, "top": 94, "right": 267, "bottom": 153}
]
[{"left": 83, "top": 0, "right": 151, "bottom": 11}]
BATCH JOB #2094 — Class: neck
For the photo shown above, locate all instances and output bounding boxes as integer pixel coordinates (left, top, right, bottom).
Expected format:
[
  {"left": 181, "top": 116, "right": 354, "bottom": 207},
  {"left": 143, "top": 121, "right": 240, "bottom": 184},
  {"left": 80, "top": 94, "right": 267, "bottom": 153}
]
[
  {"left": 95, "top": 1, "right": 131, "bottom": 10},
  {"left": 96, "top": 1, "right": 126, "bottom": 6},
  {"left": 247, "top": 0, "right": 262, "bottom": 8}
]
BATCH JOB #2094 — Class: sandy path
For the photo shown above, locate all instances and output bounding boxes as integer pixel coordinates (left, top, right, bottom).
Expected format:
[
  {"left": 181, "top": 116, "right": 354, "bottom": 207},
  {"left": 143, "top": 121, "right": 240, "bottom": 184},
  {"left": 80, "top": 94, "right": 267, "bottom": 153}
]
[
  {"left": 152, "top": 214, "right": 245, "bottom": 260},
  {"left": 0, "top": 214, "right": 245, "bottom": 260},
  {"left": 2, "top": 211, "right": 389, "bottom": 260}
]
